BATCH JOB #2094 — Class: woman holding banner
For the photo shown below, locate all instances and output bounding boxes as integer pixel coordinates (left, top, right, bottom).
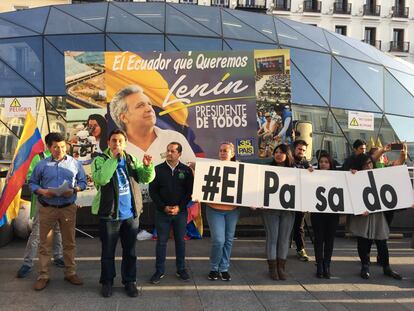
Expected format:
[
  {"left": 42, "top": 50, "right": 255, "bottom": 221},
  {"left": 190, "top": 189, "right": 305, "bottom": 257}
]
[
  {"left": 206, "top": 142, "right": 240, "bottom": 281},
  {"left": 310, "top": 152, "right": 339, "bottom": 279},
  {"left": 262, "top": 144, "right": 295, "bottom": 280},
  {"left": 348, "top": 153, "right": 402, "bottom": 280}
]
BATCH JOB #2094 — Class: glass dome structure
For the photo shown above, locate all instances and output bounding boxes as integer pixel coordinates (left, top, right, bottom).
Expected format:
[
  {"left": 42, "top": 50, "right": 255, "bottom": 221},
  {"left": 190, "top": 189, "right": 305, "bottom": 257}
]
[{"left": 0, "top": 2, "right": 413, "bottom": 163}]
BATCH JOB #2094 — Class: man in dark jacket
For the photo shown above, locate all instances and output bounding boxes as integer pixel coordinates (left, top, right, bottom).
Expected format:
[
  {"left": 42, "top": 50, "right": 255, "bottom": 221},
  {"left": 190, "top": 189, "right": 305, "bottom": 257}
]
[
  {"left": 92, "top": 129, "right": 154, "bottom": 298},
  {"left": 149, "top": 142, "right": 194, "bottom": 284}
]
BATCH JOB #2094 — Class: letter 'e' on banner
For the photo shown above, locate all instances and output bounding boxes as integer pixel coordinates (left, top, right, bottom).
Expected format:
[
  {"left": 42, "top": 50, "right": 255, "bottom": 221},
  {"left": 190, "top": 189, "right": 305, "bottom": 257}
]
[
  {"left": 347, "top": 165, "right": 414, "bottom": 215},
  {"left": 259, "top": 166, "right": 300, "bottom": 211},
  {"left": 192, "top": 158, "right": 259, "bottom": 207},
  {"left": 300, "top": 169, "right": 352, "bottom": 214}
]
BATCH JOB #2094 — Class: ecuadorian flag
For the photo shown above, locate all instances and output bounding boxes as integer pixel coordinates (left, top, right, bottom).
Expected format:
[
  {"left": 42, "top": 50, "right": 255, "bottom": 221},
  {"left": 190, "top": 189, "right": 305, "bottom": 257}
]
[{"left": 0, "top": 112, "right": 44, "bottom": 226}]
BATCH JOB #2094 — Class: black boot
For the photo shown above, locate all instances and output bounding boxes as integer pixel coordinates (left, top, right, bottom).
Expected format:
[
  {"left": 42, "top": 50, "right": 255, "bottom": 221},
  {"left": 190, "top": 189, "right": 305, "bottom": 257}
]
[
  {"left": 360, "top": 264, "right": 370, "bottom": 279},
  {"left": 316, "top": 262, "right": 323, "bottom": 278},
  {"left": 383, "top": 265, "right": 402, "bottom": 280},
  {"left": 323, "top": 261, "right": 331, "bottom": 279}
]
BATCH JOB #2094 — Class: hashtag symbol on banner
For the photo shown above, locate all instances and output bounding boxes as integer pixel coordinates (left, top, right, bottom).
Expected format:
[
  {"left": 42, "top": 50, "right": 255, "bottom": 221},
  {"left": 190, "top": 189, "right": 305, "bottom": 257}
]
[{"left": 202, "top": 166, "right": 221, "bottom": 201}]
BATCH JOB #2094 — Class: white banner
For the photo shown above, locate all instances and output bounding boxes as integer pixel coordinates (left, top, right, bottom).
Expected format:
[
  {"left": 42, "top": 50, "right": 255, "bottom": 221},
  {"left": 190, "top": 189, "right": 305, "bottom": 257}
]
[
  {"left": 192, "top": 159, "right": 414, "bottom": 214},
  {"left": 348, "top": 111, "right": 374, "bottom": 131},
  {"left": 3, "top": 98, "right": 37, "bottom": 118}
]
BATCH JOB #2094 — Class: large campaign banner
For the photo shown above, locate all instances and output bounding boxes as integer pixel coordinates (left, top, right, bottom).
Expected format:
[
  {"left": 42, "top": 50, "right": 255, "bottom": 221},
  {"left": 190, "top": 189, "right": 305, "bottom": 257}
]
[{"left": 192, "top": 159, "right": 414, "bottom": 215}]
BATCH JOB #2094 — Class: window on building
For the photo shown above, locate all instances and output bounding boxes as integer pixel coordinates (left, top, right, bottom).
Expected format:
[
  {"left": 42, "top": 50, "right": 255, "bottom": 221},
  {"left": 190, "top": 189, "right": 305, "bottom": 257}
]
[
  {"left": 393, "top": 29, "right": 404, "bottom": 43},
  {"left": 364, "top": 27, "right": 376, "bottom": 43},
  {"left": 335, "top": 25, "right": 347, "bottom": 36}
]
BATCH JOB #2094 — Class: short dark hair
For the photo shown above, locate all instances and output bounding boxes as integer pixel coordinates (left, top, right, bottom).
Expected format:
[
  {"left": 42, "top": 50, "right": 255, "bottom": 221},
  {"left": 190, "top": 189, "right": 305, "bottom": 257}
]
[
  {"left": 353, "top": 139, "right": 366, "bottom": 150},
  {"left": 352, "top": 153, "right": 372, "bottom": 171},
  {"left": 108, "top": 129, "right": 127, "bottom": 141},
  {"left": 293, "top": 139, "right": 308, "bottom": 148},
  {"left": 168, "top": 142, "right": 182, "bottom": 153},
  {"left": 45, "top": 132, "right": 65, "bottom": 147}
]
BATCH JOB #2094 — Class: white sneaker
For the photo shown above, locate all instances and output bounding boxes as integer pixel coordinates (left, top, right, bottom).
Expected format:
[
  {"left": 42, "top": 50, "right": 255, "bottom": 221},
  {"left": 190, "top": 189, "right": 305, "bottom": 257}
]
[{"left": 137, "top": 229, "right": 153, "bottom": 241}]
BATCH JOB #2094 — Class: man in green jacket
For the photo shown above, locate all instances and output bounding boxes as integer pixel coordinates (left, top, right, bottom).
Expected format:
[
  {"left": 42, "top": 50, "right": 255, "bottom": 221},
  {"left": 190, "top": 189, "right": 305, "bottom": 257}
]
[{"left": 91, "top": 129, "right": 155, "bottom": 298}]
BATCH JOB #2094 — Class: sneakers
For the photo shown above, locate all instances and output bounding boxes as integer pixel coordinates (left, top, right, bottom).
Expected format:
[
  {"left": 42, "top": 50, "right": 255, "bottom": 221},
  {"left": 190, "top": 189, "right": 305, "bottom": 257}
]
[
  {"left": 124, "top": 282, "right": 139, "bottom": 297},
  {"left": 17, "top": 265, "right": 32, "bottom": 278},
  {"left": 360, "top": 265, "right": 370, "bottom": 279},
  {"left": 176, "top": 269, "right": 190, "bottom": 281},
  {"left": 150, "top": 271, "right": 165, "bottom": 284},
  {"left": 53, "top": 258, "right": 65, "bottom": 268},
  {"left": 137, "top": 229, "right": 153, "bottom": 241},
  {"left": 101, "top": 282, "right": 112, "bottom": 298},
  {"left": 220, "top": 271, "right": 231, "bottom": 281},
  {"left": 34, "top": 278, "right": 49, "bottom": 291},
  {"left": 296, "top": 249, "right": 309, "bottom": 262},
  {"left": 208, "top": 271, "right": 220, "bottom": 281}
]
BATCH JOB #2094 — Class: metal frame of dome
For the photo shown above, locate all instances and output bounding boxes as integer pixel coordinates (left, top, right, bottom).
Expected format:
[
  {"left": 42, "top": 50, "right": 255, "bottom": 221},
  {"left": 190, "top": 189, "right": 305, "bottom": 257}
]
[{"left": 0, "top": 2, "right": 413, "bottom": 154}]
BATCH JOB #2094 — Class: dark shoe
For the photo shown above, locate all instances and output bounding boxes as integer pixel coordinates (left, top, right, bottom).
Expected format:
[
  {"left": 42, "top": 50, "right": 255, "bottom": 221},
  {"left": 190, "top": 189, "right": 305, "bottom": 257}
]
[
  {"left": 276, "top": 258, "right": 287, "bottom": 281},
  {"left": 176, "top": 269, "right": 190, "bottom": 281},
  {"left": 267, "top": 259, "right": 278, "bottom": 280},
  {"left": 150, "top": 271, "right": 165, "bottom": 284},
  {"left": 17, "top": 265, "right": 32, "bottom": 278},
  {"left": 220, "top": 271, "right": 231, "bottom": 281},
  {"left": 323, "top": 262, "right": 331, "bottom": 279},
  {"left": 208, "top": 271, "right": 219, "bottom": 280},
  {"left": 64, "top": 274, "right": 83, "bottom": 285},
  {"left": 34, "top": 278, "right": 49, "bottom": 291},
  {"left": 360, "top": 265, "right": 370, "bottom": 279},
  {"left": 383, "top": 266, "right": 402, "bottom": 280},
  {"left": 101, "top": 282, "right": 112, "bottom": 298},
  {"left": 53, "top": 258, "right": 65, "bottom": 268},
  {"left": 124, "top": 282, "right": 138, "bottom": 297},
  {"left": 376, "top": 255, "right": 382, "bottom": 266},
  {"left": 316, "top": 262, "right": 323, "bottom": 278}
]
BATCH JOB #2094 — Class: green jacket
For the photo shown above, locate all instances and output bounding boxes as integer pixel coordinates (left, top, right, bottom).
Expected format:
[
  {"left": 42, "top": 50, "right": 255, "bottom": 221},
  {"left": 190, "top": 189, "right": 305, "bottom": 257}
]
[{"left": 91, "top": 148, "right": 155, "bottom": 219}]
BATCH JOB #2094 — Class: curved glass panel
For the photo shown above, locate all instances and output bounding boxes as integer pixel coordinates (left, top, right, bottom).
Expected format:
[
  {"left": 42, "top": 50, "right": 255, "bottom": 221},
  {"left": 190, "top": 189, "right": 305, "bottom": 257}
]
[
  {"left": 44, "top": 39, "right": 65, "bottom": 95},
  {"left": 58, "top": 3, "right": 107, "bottom": 31},
  {"left": 224, "top": 39, "right": 276, "bottom": 51},
  {"left": 114, "top": 2, "right": 165, "bottom": 33},
  {"left": 166, "top": 5, "right": 218, "bottom": 37},
  {"left": 0, "top": 37, "right": 43, "bottom": 91},
  {"left": 222, "top": 10, "right": 274, "bottom": 43},
  {"left": 0, "top": 58, "right": 40, "bottom": 96},
  {"left": 167, "top": 35, "right": 221, "bottom": 51},
  {"left": 106, "top": 36, "right": 122, "bottom": 51},
  {"left": 44, "top": 7, "right": 100, "bottom": 35},
  {"left": 106, "top": 4, "right": 161, "bottom": 34},
  {"left": 336, "top": 56, "right": 383, "bottom": 109},
  {"left": 108, "top": 34, "right": 164, "bottom": 52},
  {"left": 165, "top": 38, "right": 179, "bottom": 51},
  {"left": 274, "top": 18, "right": 326, "bottom": 53},
  {"left": 331, "top": 59, "right": 381, "bottom": 113},
  {"left": 291, "top": 62, "right": 327, "bottom": 107},
  {"left": 384, "top": 70, "right": 414, "bottom": 117},
  {"left": 0, "top": 6, "right": 49, "bottom": 34},
  {"left": 45, "top": 34, "right": 105, "bottom": 52},
  {"left": 324, "top": 31, "right": 377, "bottom": 64},
  {"left": 170, "top": 4, "right": 221, "bottom": 35},
  {"left": 385, "top": 114, "right": 414, "bottom": 142},
  {"left": 331, "top": 108, "right": 383, "bottom": 162},
  {"left": 0, "top": 18, "right": 38, "bottom": 38},
  {"left": 290, "top": 47, "right": 330, "bottom": 103},
  {"left": 276, "top": 17, "right": 329, "bottom": 52},
  {"left": 228, "top": 9, "right": 277, "bottom": 42},
  {"left": 387, "top": 68, "right": 414, "bottom": 97}
]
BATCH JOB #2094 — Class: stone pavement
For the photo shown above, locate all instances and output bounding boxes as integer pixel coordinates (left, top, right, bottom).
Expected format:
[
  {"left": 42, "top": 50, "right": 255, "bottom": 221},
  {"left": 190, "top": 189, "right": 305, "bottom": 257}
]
[{"left": 0, "top": 236, "right": 414, "bottom": 311}]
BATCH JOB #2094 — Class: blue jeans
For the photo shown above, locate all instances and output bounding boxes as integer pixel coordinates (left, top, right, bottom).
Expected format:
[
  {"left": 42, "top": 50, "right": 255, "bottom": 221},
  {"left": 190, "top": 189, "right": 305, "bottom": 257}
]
[
  {"left": 206, "top": 206, "right": 240, "bottom": 272},
  {"left": 155, "top": 210, "right": 187, "bottom": 274},
  {"left": 99, "top": 217, "right": 140, "bottom": 284}
]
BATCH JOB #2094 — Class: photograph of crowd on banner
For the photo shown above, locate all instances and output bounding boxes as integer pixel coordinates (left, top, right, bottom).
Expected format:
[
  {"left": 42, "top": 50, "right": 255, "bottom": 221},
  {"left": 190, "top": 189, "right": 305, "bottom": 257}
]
[{"left": 254, "top": 50, "right": 292, "bottom": 159}]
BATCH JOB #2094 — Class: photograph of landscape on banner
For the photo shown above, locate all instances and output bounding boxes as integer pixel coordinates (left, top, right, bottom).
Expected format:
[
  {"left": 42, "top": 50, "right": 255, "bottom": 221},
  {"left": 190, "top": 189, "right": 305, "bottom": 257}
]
[{"left": 64, "top": 49, "right": 291, "bottom": 168}]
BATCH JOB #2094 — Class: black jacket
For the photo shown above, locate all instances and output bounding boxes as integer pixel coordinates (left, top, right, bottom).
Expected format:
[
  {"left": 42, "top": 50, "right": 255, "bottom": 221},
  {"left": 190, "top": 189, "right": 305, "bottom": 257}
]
[{"left": 149, "top": 161, "right": 194, "bottom": 213}]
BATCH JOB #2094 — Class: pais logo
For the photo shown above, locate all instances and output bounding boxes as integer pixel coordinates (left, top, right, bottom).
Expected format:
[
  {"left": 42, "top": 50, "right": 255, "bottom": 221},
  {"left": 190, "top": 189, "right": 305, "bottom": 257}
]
[{"left": 236, "top": 138, "right": 255, "bottom": 156}]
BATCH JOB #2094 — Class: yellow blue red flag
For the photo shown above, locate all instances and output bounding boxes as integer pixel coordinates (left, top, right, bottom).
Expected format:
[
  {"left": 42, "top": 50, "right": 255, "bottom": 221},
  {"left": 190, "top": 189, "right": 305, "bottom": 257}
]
[{"left": 0, "top": 112, "right": 44, "bottom": 226}]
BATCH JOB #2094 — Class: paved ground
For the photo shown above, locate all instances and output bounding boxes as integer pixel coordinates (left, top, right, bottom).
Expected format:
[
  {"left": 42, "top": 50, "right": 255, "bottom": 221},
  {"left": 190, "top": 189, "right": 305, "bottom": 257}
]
[{"left": 1, "top": 236, "right": 414, "bottom": 311}]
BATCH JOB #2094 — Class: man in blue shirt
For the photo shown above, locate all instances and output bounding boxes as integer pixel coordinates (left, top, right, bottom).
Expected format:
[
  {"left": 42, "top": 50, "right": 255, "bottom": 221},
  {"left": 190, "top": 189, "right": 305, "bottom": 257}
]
[{"left": 29, "top": 132, "right": 87, "bottom": 291}]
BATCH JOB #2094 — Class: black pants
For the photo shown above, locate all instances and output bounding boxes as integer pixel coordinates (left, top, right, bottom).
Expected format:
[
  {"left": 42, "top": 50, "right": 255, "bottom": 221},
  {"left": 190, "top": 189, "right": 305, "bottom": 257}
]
[
  {"left": 293, "top": 212, "right": 305, "bottom": 251},
  {"left": 357, "top": 237, "right": 389, "bottom": 267},
  {"left": 99, "top": 217, "right": 140, "bottom": 284},
  {"left": 310, "top": 213, "right": 339, "bottom": 265}
]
